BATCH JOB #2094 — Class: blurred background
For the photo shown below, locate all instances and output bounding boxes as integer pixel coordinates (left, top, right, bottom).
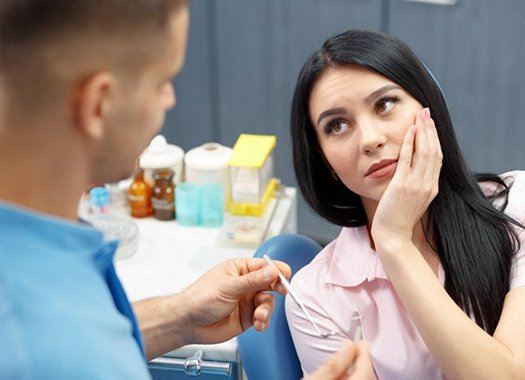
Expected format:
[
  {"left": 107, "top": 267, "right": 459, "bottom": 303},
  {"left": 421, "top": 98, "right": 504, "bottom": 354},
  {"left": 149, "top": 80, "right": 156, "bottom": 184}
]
[{"left": 160, "top": 0, "right": 525, "bottom": 244}]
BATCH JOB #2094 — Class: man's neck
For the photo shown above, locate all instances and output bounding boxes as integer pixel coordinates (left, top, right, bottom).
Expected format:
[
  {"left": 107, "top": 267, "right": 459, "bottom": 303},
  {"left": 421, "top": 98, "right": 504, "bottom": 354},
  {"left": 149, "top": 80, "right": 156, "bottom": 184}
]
[{"left": 0, "top": 130, "right": 89, "bottom": 221}]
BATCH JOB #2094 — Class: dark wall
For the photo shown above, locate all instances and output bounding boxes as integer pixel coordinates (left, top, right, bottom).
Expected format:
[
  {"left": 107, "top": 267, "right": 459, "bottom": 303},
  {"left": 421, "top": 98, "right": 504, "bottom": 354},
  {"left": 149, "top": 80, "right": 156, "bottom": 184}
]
[{"left": 161, "top": 0, "right": 525, "bottom": 243}]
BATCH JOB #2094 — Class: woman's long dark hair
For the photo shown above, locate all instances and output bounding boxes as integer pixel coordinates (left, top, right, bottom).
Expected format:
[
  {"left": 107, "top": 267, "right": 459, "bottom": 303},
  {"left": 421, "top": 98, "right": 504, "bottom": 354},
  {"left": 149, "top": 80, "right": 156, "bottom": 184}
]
[{"left": 291, "top": 29, "right": 523, "bottom": 335}]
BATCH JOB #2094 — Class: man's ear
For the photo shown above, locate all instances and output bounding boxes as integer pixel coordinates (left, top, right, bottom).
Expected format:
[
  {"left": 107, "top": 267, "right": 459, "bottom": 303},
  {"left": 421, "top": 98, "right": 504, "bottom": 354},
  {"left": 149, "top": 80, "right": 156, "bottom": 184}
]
[{"left": 73, "top": 71, "right": 117, "bottom": 141}]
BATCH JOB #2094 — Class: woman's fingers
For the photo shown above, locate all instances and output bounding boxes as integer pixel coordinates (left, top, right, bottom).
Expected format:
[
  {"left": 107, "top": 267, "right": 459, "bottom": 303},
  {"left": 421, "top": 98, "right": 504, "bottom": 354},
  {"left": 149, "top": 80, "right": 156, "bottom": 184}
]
[
  {"left": 412, "top": 108, "right": 431, "bottom": 180},
  {"left": 429, "top": 117, "right": 443, "bottom": 199},
  {"left": 421, "top": 112, "right": 439, "bottom": 194},
  {"left": 406, "top": 108, "right": 441, "bottom": 203},
  {"left": 396, "top": 124, "right": 416, "bottom": 177}
]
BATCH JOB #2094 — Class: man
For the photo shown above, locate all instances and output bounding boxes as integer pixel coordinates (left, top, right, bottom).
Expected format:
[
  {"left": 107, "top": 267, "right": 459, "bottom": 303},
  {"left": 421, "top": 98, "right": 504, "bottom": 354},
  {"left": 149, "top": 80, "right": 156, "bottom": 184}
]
[{"left": 0, "top": 1, "right": 372, "bottom": 378}]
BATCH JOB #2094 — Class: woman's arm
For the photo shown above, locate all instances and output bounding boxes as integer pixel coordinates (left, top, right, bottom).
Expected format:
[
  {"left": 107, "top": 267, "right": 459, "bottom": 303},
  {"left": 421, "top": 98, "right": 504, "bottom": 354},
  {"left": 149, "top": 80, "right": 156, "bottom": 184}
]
[
  {"left": 377, "top": 238, "right": 525, "bottom": 379},
  {"left": 371, "top": 109, "right": 525, "bottom": 379}
]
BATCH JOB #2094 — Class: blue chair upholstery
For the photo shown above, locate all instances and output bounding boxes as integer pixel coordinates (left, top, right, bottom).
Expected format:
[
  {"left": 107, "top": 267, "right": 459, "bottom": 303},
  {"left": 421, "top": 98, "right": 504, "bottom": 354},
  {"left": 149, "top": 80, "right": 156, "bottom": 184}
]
[{"left": 238, "top": 234, "right": 322, "bottom": 380}]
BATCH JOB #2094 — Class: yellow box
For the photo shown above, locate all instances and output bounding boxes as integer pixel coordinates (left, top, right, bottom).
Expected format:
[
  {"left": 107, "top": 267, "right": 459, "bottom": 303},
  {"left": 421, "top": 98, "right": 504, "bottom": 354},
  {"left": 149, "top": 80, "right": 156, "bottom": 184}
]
[
  {"left": 228, "top": 178, "right": 279, "bottom": 216},
  {"left": 228, "top": 134, "right": 276, "bottom": 168},
  {"left": 228, "top": 134, "right": 277, "bottom": 212}
]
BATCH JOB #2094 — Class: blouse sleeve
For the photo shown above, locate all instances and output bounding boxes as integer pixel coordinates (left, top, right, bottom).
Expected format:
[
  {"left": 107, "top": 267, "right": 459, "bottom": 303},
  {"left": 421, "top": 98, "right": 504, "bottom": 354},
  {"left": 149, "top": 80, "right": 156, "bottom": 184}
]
[
  {"left": 284, "top": 277, "right": 347, "bottom": 376},
  {"left": 284, "top": 242, "right": 358, "bottom": 376},
  {"left": 505, "top": 171, "right": 525, "bottom": 290}
]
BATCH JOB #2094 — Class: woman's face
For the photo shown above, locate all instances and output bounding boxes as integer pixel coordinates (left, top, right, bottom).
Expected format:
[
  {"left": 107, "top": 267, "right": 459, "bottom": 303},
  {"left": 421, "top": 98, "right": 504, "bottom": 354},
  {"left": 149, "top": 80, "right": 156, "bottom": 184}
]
[{"left": 309, "top": 65, "right": 424, "bottom": 203}]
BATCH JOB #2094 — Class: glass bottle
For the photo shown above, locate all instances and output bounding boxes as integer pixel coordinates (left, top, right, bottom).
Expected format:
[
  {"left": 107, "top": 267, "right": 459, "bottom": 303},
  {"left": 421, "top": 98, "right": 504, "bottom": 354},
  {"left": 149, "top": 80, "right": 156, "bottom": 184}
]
[
  {"left": 152, "top": 169, "right": 175, "bottom": 221},
  {"left": 128, "top": 167, "right": 153, "bottom": 218}
]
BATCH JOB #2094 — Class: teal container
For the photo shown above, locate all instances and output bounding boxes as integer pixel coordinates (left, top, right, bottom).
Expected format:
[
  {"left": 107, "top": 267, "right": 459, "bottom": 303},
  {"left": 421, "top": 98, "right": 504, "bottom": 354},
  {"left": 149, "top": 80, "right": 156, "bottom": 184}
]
[
  {"left": 200, "top": 184, "right": 224, "bottom": 228},
  {"left": 175, "top": 183, "right": 200, "bottom": 226}
]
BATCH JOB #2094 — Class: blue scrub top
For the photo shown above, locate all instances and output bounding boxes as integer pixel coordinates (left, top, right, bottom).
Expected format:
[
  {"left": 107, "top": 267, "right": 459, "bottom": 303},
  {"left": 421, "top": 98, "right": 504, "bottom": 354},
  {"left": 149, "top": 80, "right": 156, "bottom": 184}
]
[{"left": 0, "top": 202, "right": 151, "bottom": 379}]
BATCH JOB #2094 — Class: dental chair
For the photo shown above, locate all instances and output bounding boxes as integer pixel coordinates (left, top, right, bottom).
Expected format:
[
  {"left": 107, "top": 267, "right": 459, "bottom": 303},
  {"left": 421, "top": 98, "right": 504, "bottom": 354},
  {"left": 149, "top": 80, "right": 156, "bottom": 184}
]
[{"left": 237, "top": 234, "right": 322, "bottom": 380}]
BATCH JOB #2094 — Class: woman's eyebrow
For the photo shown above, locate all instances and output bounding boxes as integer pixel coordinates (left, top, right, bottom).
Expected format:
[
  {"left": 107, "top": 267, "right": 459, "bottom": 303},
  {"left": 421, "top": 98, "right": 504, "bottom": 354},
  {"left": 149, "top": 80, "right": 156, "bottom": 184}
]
[
  {"left": 317, "top": 107, "right": 347, "bottom": 126},
  {"left": 363, "top": 84, "right": 402, "bottom": 105},
  {"left": 316, "top": 85, "right": 402, "bottom": 126}
]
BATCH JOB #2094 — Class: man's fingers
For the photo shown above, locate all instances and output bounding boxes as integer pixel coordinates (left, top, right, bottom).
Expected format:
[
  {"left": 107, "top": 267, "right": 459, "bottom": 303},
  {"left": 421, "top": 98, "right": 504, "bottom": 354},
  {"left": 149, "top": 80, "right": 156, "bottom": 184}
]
[
  {"left": 309, "top": 341, "right": 357, "bottom": 379},
  {"left": 230, "top": 258, "right": 291, "bottom": 295},
  {"left": 348, "top": 341, "right": 375, "bottom": 379},
  {"left": 265, "top": 258, "right": 291, "bottom": 280},
  {"left": 253, "top": 292, "right": 274, "bottom": 329},
  {"left": 233, "top": 257, "right": 291, "bottom": 279},
  {"left": 273, "top": 282, "right": 287, "bottom": 295}
]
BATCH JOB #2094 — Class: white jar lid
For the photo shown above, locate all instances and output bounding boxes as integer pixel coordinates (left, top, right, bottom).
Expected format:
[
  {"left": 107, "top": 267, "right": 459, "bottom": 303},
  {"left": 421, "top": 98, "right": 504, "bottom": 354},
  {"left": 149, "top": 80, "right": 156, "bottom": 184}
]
[
  {"left": 184, "top": 143, "right": 233, "bottom": 172},
  {"left": 139, "top": 135, "right": 185, "bottom": 169}
]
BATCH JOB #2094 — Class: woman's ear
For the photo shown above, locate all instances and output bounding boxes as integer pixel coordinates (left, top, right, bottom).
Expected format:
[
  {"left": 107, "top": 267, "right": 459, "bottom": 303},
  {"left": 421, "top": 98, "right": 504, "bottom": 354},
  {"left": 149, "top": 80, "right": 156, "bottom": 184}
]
[{"left": 73, "top": 71, "right": 117, "bottom": 141}]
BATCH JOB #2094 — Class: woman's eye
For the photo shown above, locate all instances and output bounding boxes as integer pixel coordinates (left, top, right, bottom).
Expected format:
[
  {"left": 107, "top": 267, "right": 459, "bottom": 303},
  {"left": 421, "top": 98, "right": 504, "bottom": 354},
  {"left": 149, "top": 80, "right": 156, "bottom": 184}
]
[
  {"left": 376, "top": 96, "right": 399, "bottom": 115},
  {"left": 324, "top": 120, "right": 351, "bottom": 135}
]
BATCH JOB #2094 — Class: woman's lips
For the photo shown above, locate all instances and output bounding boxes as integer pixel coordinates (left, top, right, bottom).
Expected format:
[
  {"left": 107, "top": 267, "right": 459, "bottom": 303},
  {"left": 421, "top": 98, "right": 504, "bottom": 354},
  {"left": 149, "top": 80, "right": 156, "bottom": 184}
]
[{"left": 366, "top": 160, "right": 398, "bottom": 179}]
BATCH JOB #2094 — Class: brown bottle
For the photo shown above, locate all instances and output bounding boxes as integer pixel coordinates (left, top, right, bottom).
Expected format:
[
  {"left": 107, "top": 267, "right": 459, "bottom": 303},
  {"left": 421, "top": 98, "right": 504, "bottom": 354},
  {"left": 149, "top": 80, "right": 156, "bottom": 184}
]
[
  {"left": 129, "top": 167, "right": 153, "bottom": 218},
  {"left": 152, "top": 169, "right": 175, "bottom": 221}
]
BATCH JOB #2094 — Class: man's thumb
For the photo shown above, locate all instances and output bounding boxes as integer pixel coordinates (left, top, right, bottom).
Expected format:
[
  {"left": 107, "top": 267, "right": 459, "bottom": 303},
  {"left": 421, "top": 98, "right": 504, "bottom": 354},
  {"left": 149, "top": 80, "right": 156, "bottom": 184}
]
[
  {"left": 231, "top": 264, "right": 279, "bottom": 294},
  {"left": 311, "top": 341, "right": 356, "bottom": 378}
]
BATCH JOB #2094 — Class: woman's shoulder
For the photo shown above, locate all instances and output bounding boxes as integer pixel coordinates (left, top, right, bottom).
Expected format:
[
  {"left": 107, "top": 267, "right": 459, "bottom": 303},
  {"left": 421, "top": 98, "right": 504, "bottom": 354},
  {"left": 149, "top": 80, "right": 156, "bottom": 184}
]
[
  {"left": 498, "top": 171, "right": 525, "bottom": 290},
  {"left": 290, "top": 237, "right": 338, "bottom": 288},
  {"left": 501, "top": 170, "right": 525, "bottom": 209},
  {"left": 479, "top": 170, "right": 525, "bottom": 219},
  {"left": 499, "top": 170, "right": 525, "bottom": 220},
  {"left": 498, "top": 170, "right": 525, "bottom": 188},
  {"left": 290, "top": 228, "right": 351, "bottom": 286},
  {"left": 290, "top": 227, "right": 364, "bottom": 290}
]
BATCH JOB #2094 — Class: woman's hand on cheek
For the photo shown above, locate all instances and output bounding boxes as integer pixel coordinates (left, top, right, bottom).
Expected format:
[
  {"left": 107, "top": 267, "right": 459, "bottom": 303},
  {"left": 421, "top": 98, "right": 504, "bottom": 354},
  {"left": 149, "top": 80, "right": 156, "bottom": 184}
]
[{"left": 371, "top": 107, "right": 443, "bottom": 250}]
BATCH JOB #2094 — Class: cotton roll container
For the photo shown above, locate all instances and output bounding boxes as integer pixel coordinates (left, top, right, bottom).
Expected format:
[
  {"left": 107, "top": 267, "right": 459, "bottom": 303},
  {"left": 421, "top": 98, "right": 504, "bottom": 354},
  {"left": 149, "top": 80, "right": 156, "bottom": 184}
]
[
  {"left": 184, "top": 143, "right": 233, "bottom": 207},
  {"left": 139, "top": 135, "right": 185, "bottom": 186}
]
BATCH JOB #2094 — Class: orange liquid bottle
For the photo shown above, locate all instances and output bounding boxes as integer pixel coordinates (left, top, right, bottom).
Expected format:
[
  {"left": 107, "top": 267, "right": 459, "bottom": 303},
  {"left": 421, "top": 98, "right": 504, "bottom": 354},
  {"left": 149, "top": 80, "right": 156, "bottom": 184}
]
[{"left": 129, "top": 167, "right": 153, "bottom": 218}]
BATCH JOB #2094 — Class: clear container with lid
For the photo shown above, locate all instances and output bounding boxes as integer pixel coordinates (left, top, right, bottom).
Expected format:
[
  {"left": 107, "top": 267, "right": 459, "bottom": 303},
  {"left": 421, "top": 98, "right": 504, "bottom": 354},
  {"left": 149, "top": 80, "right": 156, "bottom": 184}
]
[
  {"left": 184, "top": 143, "right": 232, "bottom": 207},
  {"left": 139, "top": 135, "right": 185, "bottom": 186}
]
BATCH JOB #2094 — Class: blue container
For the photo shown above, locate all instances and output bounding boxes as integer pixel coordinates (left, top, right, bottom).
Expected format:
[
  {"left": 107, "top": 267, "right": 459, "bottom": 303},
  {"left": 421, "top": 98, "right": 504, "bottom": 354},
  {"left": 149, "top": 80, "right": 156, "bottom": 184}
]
[
  {"left": 200, "top": 184, "right": 224, "bottom": 228},
  {"left": 175, "top": 183, "right": 200, "bottom": 226}
]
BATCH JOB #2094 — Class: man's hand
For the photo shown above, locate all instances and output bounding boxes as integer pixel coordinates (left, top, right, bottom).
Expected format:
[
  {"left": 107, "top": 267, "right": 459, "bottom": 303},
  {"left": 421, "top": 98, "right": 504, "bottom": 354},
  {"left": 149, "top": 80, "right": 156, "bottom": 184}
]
[
  {"left": 180, "top": 257, "right": 291, "bottom": 345},
  {"left": 307, "top": 341, "right": 376, "bottom": 380}
]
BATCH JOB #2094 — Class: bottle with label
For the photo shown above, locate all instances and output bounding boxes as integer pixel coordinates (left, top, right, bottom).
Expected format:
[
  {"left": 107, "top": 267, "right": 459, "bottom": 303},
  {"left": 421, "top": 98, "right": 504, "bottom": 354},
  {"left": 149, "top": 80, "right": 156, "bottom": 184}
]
[
  {"left": 129, "top": 167, "right": 153, "bottom": 218},
  {"left": 152, "top": 169, "right": 175, "bottom": 221}
]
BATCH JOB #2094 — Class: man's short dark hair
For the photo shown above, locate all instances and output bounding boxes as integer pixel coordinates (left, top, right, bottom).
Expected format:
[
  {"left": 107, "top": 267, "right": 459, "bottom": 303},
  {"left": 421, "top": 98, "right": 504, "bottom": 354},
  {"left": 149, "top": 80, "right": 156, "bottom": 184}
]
[
  {"left": 0, "top": 0, "right": 184, "bottom": 109},
  {"left": 0, "top": 0, "right": 181, "bottom": 54}
]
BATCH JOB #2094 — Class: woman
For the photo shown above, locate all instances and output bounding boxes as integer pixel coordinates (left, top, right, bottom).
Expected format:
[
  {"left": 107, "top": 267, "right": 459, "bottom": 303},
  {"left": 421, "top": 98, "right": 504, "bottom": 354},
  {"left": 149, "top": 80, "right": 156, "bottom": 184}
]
[{"left": 285, "top": 29, "right": 525, "bottom": 379}]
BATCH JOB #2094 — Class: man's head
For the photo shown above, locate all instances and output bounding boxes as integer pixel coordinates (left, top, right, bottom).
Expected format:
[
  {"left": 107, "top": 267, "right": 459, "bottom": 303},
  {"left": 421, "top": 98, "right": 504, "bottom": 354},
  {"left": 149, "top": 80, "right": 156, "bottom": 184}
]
[{"left": 0, "top": 0, "right": 189, "bottom": 184}]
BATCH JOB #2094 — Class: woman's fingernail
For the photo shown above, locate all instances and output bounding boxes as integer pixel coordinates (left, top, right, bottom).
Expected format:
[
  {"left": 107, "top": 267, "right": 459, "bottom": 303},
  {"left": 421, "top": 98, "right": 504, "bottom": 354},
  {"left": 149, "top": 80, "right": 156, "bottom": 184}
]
[
  {"left": 260, "top": 323, "right": 266, "bottom": 330},
  {"left": 420, "top": 107, "right": 430, "bottom": 121},
  {"left": 261, "top": 309, "right": 269, "bottom": 320}
]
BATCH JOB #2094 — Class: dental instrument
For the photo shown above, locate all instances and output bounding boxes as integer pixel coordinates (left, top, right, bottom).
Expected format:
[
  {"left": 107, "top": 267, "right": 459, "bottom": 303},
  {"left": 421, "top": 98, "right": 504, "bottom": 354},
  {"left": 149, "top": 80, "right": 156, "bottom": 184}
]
[{"left": 263, "top": 254, "right": 339, "bottom": 339}]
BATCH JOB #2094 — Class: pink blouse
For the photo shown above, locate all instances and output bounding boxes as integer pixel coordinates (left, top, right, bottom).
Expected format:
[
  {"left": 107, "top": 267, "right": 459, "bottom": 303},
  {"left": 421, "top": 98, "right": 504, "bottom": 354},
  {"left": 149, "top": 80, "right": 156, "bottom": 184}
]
[{"left": 285, "top": 171, "right": 525, "bottom": 379}]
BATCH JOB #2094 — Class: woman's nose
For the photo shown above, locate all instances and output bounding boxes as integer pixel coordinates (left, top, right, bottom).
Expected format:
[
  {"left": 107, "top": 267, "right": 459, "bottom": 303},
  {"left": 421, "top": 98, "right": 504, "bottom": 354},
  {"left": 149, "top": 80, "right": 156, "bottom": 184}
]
[{"left": 359, "top": 120, "right": 387, "bottom": 154}]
